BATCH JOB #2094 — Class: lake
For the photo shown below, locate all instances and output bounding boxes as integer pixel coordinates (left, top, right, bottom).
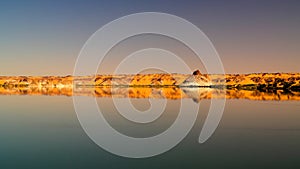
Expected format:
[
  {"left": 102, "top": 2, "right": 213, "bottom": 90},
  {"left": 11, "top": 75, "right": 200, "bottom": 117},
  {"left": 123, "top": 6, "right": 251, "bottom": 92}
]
[{"left": 0, "top": 88, "right": 299, "bottom": 168}]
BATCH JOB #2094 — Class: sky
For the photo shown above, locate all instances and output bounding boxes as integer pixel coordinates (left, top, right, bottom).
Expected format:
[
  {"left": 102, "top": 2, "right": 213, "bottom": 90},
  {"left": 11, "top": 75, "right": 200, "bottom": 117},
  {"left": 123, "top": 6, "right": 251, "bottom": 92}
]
[{"left": 0, "top": 0, "right": 300, "bottom": 75}]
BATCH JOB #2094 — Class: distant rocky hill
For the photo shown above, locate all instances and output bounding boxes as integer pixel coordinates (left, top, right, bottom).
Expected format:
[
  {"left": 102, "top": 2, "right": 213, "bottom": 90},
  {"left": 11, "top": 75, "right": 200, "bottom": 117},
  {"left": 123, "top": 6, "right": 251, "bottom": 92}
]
[{"left": 0, "top": 70, "right": 299, "bottom": 91}]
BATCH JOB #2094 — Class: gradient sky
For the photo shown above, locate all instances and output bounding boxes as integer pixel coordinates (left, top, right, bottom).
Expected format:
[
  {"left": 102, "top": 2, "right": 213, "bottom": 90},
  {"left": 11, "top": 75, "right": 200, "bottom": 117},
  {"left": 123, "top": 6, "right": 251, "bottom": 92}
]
[{"left": 0, "top": 0, "right": 300, "bottom": 75}]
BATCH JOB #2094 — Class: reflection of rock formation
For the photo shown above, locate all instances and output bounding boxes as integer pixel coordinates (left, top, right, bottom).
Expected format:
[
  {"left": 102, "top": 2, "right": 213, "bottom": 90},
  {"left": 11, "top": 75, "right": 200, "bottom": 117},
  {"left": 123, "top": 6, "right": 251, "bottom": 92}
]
[
  {"left": 180, "top": 87, "right": 214, "bottom": 103},
  {"left": 1, "top": 85, "right": 300, "bottom": 101}
]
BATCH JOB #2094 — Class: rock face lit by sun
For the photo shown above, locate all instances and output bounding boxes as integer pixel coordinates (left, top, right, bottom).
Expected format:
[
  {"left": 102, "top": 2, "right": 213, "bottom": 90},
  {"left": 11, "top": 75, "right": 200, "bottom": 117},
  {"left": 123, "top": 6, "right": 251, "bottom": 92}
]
[
  {"left": 1, "top": 70, "right": 299, "bottom": 90},
  {"left": 0, "top": 70, "right": 300, "bottom": 101}
]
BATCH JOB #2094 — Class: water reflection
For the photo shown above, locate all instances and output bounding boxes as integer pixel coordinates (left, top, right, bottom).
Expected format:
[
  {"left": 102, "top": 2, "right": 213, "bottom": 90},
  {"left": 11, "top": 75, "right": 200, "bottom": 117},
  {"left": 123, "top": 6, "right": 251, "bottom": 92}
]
[
  {"left": 0, "top": 87, "right": 300, "bottom": 168},
  {"left": 0, "top": 86, "right": 299, "bottom": 101}
]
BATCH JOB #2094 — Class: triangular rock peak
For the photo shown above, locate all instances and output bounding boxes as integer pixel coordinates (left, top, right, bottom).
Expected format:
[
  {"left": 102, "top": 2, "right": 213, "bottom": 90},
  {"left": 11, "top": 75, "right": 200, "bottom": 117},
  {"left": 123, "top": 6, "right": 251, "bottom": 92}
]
[
  {"left": 179, "top": 70, "right": 212, "bottom": 87},
  {"left": 192, "top": 69, "right": 210, "bottom": 81},
  {"left": 192, "top": 70, "right": 202, "bottom": 75}
]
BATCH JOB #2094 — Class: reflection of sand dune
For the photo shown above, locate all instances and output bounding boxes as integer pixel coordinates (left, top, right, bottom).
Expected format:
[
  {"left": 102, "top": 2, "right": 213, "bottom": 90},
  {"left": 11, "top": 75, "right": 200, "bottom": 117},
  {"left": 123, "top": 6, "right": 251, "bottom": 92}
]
[{"left": 1, "top": 85, "right": 299, "bottom": 101}]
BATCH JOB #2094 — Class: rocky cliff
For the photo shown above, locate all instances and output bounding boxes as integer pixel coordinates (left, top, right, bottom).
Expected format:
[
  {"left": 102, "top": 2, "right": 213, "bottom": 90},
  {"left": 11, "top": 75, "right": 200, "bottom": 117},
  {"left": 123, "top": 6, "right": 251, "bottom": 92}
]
[{"left": 0, "top": 70, "right": 299, "bottom": 91}]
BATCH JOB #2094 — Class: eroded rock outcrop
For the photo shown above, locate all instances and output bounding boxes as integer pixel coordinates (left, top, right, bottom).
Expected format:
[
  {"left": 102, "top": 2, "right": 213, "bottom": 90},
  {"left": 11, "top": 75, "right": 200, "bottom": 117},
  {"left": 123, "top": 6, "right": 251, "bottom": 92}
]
[
  {"left": 179, "top": 70, "right": 211, "bottom": 87},
  {"left": 0, "top": 71, "right": 299, "bottom": 90}
]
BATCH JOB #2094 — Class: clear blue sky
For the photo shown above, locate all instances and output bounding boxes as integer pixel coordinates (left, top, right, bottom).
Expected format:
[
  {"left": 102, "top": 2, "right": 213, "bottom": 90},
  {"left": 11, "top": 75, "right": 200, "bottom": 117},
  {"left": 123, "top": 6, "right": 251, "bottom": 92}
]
[{"left": 1, "top": 0, "right": 299, "bottom": 75}]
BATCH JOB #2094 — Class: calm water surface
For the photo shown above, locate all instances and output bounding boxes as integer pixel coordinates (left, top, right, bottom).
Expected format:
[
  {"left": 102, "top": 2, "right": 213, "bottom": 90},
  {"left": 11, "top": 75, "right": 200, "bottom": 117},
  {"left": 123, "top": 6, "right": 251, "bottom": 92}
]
[{"left": 0, "top": 95, "right": 299, "bottom": 169}]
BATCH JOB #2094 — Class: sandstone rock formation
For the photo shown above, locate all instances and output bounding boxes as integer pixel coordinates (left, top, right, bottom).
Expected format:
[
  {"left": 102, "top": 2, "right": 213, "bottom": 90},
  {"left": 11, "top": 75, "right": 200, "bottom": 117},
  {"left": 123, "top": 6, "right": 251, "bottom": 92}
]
[
  {"left": 179, "top": 70, "right": 211, "bottom": 87},
  {"left": 0, "top": 71, "right": 299, "bottom": 90}
]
